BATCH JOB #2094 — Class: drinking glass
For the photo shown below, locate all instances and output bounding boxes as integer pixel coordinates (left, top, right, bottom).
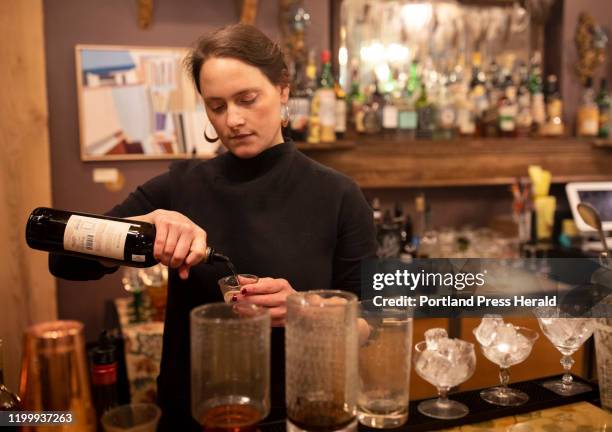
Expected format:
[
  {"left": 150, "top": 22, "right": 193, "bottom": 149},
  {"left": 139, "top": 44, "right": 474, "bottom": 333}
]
[
  {"left": 537, "top": 307, "right": 595, "bottom": 395},
  {"left": 101, "top": 403, "right": 160, "bottom": 432},
  {"left": 218, "top": 274, "right": 259, "bottom": 303},
  {"left": 286, "top": 290, "right": 358, "bottom": 432},
  {"left": 413, "top": 329, "right": 476, "bottom": 419},
  {"left": 191, "top": 302, "right": 270, "bottom": 430},
  {"left": 357, "top": 304, "right": 412, "bottom": 428},
  {"left": 139, "top": 264, "right": 168, "bottom": 322},
  {"left": 19, "top": 320, "right": 96, "bottom": 431},
  {"left": 475, "top": 320, "right": 539, "bottom": 406}
]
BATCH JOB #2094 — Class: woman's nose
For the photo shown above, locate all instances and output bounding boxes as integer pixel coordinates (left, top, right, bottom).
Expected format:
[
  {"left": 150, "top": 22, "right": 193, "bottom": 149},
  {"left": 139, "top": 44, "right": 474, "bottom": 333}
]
[{"left": 226, "top": 106, "right": 246, "bottom": 128}]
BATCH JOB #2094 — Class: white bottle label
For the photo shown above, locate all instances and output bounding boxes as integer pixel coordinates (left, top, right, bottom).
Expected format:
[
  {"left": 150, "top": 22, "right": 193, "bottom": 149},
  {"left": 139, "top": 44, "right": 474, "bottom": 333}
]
[
  {"left": 63, "top": 215, "right": 131, "bottom": 260},
  {"left": 335, "top": 99, "right": 347, "bottom": 133},
  {"left": 382, "top": 104, "right": 398, "bottom": 128},
  {"left": 317, "top": 89, "right": 336, "bottom": 128}
]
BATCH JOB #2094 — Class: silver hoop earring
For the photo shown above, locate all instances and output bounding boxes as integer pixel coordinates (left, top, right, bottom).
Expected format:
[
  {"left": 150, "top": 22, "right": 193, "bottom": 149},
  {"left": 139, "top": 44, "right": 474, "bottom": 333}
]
[
  {"left": 281, "top": 104, "right": 290, "bottom": 128},
  {"left": 203, "top": 122, "right": 219, "bottom": 143}
]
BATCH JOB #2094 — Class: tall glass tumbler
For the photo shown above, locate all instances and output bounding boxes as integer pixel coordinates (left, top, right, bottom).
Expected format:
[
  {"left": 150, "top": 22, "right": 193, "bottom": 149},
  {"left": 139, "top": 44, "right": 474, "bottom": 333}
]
[
  {"left": 286, "top": 290, "right": 359, "bottom": 432},
  {"left": 19, "top": 320, "right": 96, "bottom": 432},
  {"left": 191, "top": 303, "right": 270, "bottom": 430},
  {"left": 358, "top": 304, "right": 412, "bottom": 428}
]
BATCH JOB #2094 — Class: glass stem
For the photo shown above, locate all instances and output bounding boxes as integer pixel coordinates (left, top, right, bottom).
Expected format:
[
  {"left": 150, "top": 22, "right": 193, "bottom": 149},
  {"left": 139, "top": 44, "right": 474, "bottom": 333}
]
[
  {"left": 560, "top": 355, "right": 574, "bottom": 388},
  {"left": 499, "top": 367, "right": 510, "bottom": 396},
  {"left": 437, "top": 387, "right": 450, "bottom": 405}
]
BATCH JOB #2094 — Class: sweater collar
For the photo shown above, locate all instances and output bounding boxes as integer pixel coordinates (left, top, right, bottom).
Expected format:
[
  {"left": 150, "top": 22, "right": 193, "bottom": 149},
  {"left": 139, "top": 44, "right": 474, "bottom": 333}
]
[{"left": 222, "top": 140, "right": 295, "bottom": 182}]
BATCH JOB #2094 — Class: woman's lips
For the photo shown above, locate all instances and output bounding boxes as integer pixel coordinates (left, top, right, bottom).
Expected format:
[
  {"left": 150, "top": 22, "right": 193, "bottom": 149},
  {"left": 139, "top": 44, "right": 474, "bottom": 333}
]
[{"left": 230, "top": 133, "right": 255, "bottom": 141}]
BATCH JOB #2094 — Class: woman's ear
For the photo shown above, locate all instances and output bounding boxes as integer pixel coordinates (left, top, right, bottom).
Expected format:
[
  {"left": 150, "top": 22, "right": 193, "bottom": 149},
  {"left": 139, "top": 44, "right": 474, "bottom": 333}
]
[{"left": 280, "top": 84, "right": 290, "bottom": 104}]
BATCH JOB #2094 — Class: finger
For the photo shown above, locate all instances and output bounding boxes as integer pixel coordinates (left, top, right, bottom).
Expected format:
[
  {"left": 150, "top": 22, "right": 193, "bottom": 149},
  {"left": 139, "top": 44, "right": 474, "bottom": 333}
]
[
  {"left": 178, "top": 264, "right": 190, "bottom": 280},
  {"left": 185, "top": 230, "right": 208, "bottom": 266},
  {"left": 170, "top": 232, "right": 192, "bottom": 268},
  {"left": 240, "top": 293, "right": 285, "bottom": 308},
  {"left": 269, "top": 306, "right": 286, "bottom": 321},
  {"left": 153, "top": 221, "right": 169, "bottom": 262},
  {"left": 240, "top": 278, "right": 284, "bottom": 296},
  {"left": 162, "top": 226, "right": 180, "bottom": 266},
  {"left": 271, "top": 318, "right": 286, "bottom": 328},
  {"left": 237, "top": 275, "right": 258, "bottom": 286}
]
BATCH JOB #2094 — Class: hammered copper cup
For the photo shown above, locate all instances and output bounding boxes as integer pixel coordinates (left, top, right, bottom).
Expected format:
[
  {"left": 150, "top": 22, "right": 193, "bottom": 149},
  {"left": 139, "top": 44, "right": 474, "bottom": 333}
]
[{"left": 19, "top": 320, "right": 96, "bottom": 431}]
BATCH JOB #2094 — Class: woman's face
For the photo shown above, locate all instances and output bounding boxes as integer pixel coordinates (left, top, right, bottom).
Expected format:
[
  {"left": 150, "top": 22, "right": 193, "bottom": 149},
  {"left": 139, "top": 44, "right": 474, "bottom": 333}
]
[{"left": 199, "top": 57, "right": 289, "bottom": 159}]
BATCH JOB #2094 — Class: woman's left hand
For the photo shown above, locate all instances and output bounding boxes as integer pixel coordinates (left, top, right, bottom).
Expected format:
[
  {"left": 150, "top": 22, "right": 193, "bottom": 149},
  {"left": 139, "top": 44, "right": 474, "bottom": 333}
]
[{"left": 233, "top": 277, "right": 296, "bottom": 327}]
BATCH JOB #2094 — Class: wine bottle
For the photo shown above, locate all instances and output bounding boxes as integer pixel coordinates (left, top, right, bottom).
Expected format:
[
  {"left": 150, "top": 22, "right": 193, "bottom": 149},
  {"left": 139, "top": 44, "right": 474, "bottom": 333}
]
[{"left": 25, "top": 207, "right": 226, "bottom": 268}]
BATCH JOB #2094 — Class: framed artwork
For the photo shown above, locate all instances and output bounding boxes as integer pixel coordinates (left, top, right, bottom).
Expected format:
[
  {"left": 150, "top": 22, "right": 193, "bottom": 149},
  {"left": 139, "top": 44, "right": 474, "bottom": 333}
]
[{"left": 75, "top": 44, "right": 220, "bottom": 161}]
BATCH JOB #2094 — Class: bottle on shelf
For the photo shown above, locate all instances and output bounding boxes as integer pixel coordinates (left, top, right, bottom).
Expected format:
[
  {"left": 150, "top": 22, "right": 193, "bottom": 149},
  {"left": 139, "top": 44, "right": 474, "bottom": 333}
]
[
  {"left": 435, "top": 82, "right": 456, "bottom": 140},
  {"left": 498, "top": 70, "right": 518, "bottom": 138},
  {"left": 596, "top": 78, "right": 610, "bottom": 139},
  {"left": 576, "top": 77, "right": 599, "bottom": 137},
  {"left": 396, "top": 81, "right": 418, "bottom": 139},
  {"left": 382, "top": 92, "right": 399, "bottom": 137},
  {"left": 25, "top": 207, "right": 227, "bottom": 267},
  {"left": 91, "top": 331, "right": 119, "bottom": 424},
  {"left": 0, "top": 339, "right": 21, "bottom": 411},
  {"left": 348, "top": 64, "right": 365, "bottom": 134},
  {"left": 316, "top": 49, "right": 336, "bottom": 143},
  {"left": 306, "top": 50, "right": 321, "bottom": 144},
  {"left": 416, "top": 83, "right": 436, "bottom": 139},
  {"left": 288, "top": 58, "right": 310, "bottom": 142},
  {"left": 541, "top": 74, "right": 564, "bottom": 136},
  {"left": 515, "top": 62, "right": 533, "bottom": 137},
  {"left": 529, "top": 51, "right": 546, "bottom": 136},
  {"left": 371, "top": 197, "right": 383, "bottom": 227},
  {"left": 334, "top": 80, "right": 347, "bottom": 140},
  {"left": 469, "top": 53, "right": 490, "bottom": 137}
]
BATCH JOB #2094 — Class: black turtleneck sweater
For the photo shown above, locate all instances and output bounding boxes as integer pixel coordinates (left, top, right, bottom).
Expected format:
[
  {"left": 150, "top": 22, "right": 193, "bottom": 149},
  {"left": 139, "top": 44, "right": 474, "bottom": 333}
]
[{"left": 49, "top": 141, "right": 377, "bottom": 430}]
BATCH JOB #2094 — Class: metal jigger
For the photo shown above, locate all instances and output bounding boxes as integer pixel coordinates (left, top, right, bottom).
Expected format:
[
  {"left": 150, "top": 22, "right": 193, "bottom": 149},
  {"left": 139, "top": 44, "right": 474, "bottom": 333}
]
[{"left": 19, "top": 320, "right": 96, "bottom": 431}]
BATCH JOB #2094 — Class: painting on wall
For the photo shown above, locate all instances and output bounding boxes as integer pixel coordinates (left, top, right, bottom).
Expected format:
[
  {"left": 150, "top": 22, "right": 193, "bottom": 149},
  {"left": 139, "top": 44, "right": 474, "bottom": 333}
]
[{"left": 76, "top": 45, "right": 220, "bottom": 161}]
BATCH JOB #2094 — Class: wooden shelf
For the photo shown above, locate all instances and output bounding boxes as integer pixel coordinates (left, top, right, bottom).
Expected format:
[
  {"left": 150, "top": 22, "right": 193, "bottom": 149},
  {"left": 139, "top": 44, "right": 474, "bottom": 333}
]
[{"left": 297, "top": 136, "right": 612, "bottom": 188}]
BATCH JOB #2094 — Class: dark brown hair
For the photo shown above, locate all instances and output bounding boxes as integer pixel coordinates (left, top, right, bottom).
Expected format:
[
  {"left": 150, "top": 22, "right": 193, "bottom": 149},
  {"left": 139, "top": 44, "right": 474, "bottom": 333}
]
[{"left": 185, "top": 24, "right": 289, "bottom": 95}]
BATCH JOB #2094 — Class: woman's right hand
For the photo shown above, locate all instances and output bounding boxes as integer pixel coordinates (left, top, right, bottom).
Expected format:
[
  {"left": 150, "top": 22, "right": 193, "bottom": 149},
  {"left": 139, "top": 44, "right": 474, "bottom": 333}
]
[{"left": 130, "top": 209, "right": 208, "bottom": 279}]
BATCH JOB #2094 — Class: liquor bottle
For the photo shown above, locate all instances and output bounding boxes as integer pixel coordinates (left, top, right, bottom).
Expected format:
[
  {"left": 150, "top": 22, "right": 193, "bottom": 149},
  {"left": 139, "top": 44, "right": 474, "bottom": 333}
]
[
  {"left": 498, "top": 71, "right": 518, "bottom": 137},
  {"left": 288, "top": 59, "right": 310, "bottom": 142},
  {"left": 0, "top": 339, "right": 21, "bottom": 411},
  {"left": 348, "top": 66, "right": 365, "bottom": 134},
  {"left": 381, "top": 93, "right": 398, "bottom": 137},
  {"left": 515, "top": 62, "right": 533, "bottom": 137},
  {"left": 542, "top": 75, "right": 564, "bottom": 136},
  {"left": 469, "top": 53, "right": 489, "bottom": 136},
  {"left": 396, "top": 82, "right": 417, "bottom": 139},
  {"left": 306, "top": 50, "right": 321, "bottom": 143},
  {"left": 371, "top": 197, "right": 382, "bottom": 226},
  {"left": 334, "top": 81, "right": 347, "bottom": 140},
  {"left": 529, "top": 51, "right": 546, "bottom": 135},
  {"left": 577, "top": 77, "right": 599, "bottom": 137},
  {"left": 91, "top": 331, "right": 118, "bottom": 424},
  {"left": 317, "top": 49, "right": 336, "bottom": 143},
  {"left": 416, "top": 83, "right": 436, "bottom": 139},
  {"left": 436, "top": 83, "right": 456, "bottom": 140},
  {"left": 597, "top": 78, "right": 610, "bottom": 139},
  {"left": 25, "top": 207, "right": 226, "bottom": 267}
]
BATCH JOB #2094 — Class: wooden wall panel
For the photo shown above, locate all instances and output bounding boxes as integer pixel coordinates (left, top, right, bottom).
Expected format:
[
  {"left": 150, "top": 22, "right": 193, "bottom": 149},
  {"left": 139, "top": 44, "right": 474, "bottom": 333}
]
[{"left": 0, "top": 0, "right": 56, "bottom": 391}]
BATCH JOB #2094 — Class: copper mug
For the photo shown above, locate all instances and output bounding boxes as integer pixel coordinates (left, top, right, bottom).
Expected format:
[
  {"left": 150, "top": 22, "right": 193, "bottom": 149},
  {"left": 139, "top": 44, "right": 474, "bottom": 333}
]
[{"left": 19, "top": 320, "right": 96, "bottom": 431}]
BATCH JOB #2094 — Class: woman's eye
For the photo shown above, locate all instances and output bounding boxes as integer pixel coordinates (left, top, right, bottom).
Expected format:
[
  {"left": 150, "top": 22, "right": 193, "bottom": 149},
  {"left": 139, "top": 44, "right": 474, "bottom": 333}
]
[
  {"left": 210, "top": 104, "right": 225, "bottom": 113},
  {"left": 240, "top": 96, "right": 257, "bottom": 105}
]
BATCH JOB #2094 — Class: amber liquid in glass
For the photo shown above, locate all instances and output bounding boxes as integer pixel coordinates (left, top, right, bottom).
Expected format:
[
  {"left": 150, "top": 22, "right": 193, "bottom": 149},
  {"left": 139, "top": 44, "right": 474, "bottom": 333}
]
[
  {"left": 200, "top": 404, "right": 262, "bottom": 432},
  {"left": 288, "top": 403, "right": 355, "bottom": 432}
]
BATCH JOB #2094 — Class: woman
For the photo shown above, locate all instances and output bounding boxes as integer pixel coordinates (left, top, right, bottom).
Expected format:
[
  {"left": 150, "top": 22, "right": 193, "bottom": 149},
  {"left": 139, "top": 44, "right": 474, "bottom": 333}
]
[{"left": 50, "top": 24, "right": 376, "bottom": 430}]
